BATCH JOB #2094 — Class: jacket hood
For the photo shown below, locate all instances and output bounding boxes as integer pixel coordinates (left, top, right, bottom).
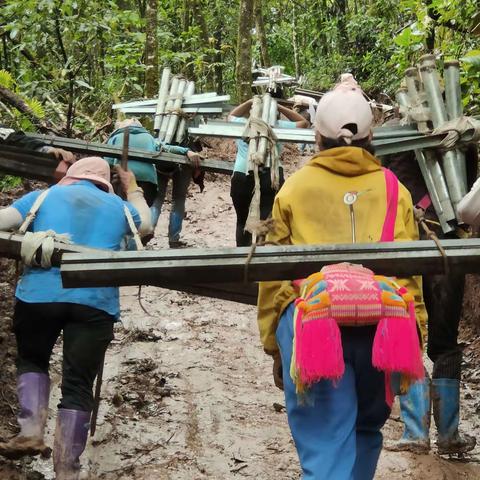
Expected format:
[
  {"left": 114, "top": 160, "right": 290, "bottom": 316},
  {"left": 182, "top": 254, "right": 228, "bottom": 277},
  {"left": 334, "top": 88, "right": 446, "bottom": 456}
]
[{"left": 308, "top": 146, "right": 381, "bottom": 177}]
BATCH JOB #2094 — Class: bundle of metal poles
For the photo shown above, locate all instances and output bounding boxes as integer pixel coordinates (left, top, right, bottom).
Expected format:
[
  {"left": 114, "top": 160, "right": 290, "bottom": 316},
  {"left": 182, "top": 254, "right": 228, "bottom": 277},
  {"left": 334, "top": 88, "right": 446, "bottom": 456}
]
[
  {"left": 114, "top": 67, "right": 231, "bottom": 144},
  {"left": 188, "top": 118, "right": 477, "bottom": 158},
  {"left": 396, "top": 55, "right": 470, "bottom": 233},
  {"left": 60, "top": 239, "right": 480, "bottom": 289}
]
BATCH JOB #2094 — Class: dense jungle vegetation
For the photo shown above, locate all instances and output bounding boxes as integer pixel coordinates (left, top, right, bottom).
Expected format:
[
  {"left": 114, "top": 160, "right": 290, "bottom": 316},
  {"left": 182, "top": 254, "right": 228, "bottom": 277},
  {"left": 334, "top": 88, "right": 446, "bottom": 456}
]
[{"left": 0, "top": 0, "right": 478, "bottom": 136}]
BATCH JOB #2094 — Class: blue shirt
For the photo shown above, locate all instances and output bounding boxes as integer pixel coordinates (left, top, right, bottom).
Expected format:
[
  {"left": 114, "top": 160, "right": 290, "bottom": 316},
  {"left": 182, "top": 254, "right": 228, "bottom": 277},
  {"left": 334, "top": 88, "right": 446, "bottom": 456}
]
[
  {"left": 12, "top": 180, "right": 140, "bottom": 318},
  {"left": 231, "top": 117, "right": 297, "bottom": 174}
]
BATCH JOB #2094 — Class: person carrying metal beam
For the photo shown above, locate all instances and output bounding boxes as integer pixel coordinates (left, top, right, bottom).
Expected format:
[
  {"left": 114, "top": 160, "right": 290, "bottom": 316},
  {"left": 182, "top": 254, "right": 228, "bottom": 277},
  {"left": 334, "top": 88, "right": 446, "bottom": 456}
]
[
  {"left": 105, "top": 118, "right": 202, "bottom": 247},
  {"left": 257, "top": 74, "right": 427, "bottom": 480},
  {"left": 229, "top": 91, "right": 308, "bottom": 247},
  {"left": 383, "top": 142, "right": 477, "bottom": 456},
  {"left": 0, "top": 157, "right": 152, "bottom": 479}
]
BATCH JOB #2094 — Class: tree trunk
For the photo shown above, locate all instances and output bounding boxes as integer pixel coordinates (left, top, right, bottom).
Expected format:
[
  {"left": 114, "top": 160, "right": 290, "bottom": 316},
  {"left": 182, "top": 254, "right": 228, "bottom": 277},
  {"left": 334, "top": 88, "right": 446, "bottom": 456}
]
[
  {"left": 292, "top": 3, "right": 300, "bottom": 78},
  {"left": 144, "top": 0, "right": 159, "bottom": 97},
  {"left": 254, "top": 0, "right": 270, "bottom": 67},
  {"left": 235, "top": 0, "right": 254, "bottom": 103}
]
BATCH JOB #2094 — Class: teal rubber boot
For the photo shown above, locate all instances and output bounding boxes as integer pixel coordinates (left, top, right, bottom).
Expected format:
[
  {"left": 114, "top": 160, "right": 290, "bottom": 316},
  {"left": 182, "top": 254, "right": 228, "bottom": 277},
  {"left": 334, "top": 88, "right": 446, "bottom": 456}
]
[
  {"left": 387, "top": 378, "right": 431, "bottom": 453},
  {"left": 432, "top": 378, "right": 476, "bottom": 455}
]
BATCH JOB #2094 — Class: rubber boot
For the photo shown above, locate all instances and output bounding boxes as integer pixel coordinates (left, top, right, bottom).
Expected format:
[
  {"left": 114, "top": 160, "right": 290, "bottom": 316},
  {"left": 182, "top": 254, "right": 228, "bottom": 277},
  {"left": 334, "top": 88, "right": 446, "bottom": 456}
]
[
  {"left": 432, "top": 378, "right": 476, "bottom": 455},
  {"left": 0, "top": 372, "right": 51, "bottom": 459},
  {"left": 53, "top": 409, "right": 90, "bottom": 480},
  {"left": 386, "top": 378, "right": 431, "bottom": 453}
]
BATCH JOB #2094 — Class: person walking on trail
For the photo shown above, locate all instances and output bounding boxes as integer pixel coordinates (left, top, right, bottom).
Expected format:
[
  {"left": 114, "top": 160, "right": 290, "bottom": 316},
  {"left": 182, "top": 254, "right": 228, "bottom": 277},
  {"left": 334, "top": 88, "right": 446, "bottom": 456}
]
[
  {"left": 106, "top": 118, "right": 203, "bottom": 248},
  {"left": 383, "top": 142, "right": 477, "bottom": 455},
  {"left": 257, "top": 75, "right": 427, "bottom": 480},
  {"left": 229, "top": 94, "right": 308, "bottom": 247},
  {"left": 150, "top": 141, "right": 202, "bottom": 249},
  {"left": 0, "top": 157, "right": 152, "bottom": 479}
]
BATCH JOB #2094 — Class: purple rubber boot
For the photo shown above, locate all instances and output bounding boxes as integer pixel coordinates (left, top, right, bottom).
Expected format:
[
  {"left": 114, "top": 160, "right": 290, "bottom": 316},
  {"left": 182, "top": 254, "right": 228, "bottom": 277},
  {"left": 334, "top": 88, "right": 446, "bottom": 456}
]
[
  {"left": 53, "top": 409, "right": 90, "bottom": 480},
  {"left": 0, "top": 372, "right": 51, "bottom": 459}
]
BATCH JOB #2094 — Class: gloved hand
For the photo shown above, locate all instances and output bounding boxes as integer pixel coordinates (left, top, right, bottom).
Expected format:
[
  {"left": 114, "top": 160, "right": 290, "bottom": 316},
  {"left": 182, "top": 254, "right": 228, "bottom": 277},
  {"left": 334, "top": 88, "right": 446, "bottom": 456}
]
[{"left": 272, "top": 351, "right": 284, "bottom": 391}]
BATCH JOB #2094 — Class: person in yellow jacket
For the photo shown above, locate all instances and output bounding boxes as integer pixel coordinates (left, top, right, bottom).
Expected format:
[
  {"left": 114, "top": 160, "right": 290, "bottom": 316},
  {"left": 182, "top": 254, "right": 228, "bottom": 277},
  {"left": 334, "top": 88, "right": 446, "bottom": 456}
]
[{"left": 257, "top": 74, "right": 427, "bottom": 480}]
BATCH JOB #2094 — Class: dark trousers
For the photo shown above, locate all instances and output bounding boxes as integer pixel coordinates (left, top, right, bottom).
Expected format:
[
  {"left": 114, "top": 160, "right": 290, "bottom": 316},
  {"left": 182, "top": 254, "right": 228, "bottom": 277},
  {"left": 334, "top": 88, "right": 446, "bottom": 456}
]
[
  {"left": 13, "top": 300, "right": 114, "bottom": 411},
  {"left": 230, "top": 168, "right": 285, "bottom": 247},
  {"left": 423, "top": 274, "right": 464, "bottom": 379}
]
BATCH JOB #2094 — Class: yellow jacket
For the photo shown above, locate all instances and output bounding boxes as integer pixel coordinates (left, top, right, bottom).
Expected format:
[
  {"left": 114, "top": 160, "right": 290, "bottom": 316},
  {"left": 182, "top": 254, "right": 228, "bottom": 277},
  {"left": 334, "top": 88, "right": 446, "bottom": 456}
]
[{"left": 257, "top": 146, "right": 427, "bottom": 354}]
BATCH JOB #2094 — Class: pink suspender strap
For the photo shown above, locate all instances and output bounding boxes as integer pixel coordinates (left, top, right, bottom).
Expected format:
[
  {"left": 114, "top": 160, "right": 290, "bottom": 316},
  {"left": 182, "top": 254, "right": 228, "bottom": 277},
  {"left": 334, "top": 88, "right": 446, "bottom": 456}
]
[
  {"left": 380, "top": 168, "right": 399, "bottom": 242},
  {"left": 416, "top": 194, "right": 432, "bottom": 211}
]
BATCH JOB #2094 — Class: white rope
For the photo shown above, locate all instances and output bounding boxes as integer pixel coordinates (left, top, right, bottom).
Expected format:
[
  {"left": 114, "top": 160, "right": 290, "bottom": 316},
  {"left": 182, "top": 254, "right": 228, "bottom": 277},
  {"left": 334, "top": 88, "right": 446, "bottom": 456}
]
[
  {"left": 124, "top": 205, "right": 144, "bottom": 251},
  {"left": 20, "top": 230, "right": 71, "bottom": 268},
  {"left": 18, "top": 190, "right": 49, "bottom": 234}
]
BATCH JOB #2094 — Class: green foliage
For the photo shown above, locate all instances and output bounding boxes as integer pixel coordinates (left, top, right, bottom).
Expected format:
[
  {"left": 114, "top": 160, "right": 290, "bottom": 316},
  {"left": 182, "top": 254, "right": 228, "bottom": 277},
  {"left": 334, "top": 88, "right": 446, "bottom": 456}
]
[
  {"left": 0, "top": 0, "right": 479, "bottom": 132},
  {"left": 0, "top": 175, "right": 22, "bottom": 191}
]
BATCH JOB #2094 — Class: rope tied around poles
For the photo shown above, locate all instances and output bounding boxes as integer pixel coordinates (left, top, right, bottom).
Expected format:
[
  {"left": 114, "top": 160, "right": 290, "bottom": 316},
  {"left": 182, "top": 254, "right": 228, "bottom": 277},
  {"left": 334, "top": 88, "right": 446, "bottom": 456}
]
[
  {"left": 241, "top": 116, "right": 280, "bottom": 241},
  {"left": 432, "top": 116, "right": 480, "bottom": 150},
  {"left": 20, "top": 230, "right": 72, "bottom": 268},
  {"left": 243, "top": 218, "right": 279, "bottom": 283}
]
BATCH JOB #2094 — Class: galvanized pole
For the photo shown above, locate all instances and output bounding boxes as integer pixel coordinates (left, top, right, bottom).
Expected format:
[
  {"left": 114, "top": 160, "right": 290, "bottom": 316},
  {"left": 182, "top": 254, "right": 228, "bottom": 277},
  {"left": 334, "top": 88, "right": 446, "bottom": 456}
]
[
  {"left": 444, "top": 60, "right": 468, "bottom": 191},
  {"left": 165, "top": 78, "right": 187, "bottom": 144},
  {"left": 154, "top": 68, "right": 171, "bottom": 133},
  {"left": 159, "top": 76, "right": 180, "bottom": 141},
  {"left": 175, "top": 80, "right": 195, "bottom": 143},
  {"left": 419, "top": 54, "right": 467, "bottom": 214}
]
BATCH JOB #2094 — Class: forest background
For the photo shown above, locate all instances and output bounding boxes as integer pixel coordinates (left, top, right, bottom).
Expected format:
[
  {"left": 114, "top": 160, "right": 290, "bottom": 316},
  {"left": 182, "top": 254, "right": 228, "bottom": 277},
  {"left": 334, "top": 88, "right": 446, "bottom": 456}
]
[{"left": 0, "top": 0, "right": 479, "bottom": 139}]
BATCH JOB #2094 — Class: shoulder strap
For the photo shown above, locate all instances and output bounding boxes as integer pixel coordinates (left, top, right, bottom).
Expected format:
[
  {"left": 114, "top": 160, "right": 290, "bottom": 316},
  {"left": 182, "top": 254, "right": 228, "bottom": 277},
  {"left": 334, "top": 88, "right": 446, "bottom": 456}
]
[
  {"left": 380, "top": 168, "right": 399, "bottom": 242},
  {"left": 123, "top": 205, "right": 144, "bottom": 250},
  {"left": 18, "top": 189, "right": 50, "bottom": 234}
]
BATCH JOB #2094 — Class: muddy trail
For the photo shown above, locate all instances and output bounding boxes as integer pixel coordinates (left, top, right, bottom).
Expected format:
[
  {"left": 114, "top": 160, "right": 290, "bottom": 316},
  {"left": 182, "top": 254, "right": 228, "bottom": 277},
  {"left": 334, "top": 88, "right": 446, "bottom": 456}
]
[{"left": 1, "top": 146, "right": 480, "bottom": 479}]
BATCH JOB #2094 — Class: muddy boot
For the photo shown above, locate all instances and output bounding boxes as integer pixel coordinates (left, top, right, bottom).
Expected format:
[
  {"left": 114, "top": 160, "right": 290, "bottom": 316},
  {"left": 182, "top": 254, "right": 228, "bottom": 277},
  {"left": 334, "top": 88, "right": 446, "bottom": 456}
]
[
  {"left": 53, "top": 409, "right": 90, "bottom": 480},
  {"left": 432, "top": 378, "right": 476, "bottom": 455},
  {"left": 0, "top": 372, "right": 51, "bottom": 460},
  {"left": 386, "top": 378, "right": 431, "bottom": 453}
]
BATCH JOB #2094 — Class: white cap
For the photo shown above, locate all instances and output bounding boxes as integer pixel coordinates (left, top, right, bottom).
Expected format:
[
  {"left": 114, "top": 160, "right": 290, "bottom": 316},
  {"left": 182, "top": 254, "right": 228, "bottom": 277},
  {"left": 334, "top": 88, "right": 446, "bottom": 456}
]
[{"left": 314, "top": 74, "right": 373, "bottom": 144}]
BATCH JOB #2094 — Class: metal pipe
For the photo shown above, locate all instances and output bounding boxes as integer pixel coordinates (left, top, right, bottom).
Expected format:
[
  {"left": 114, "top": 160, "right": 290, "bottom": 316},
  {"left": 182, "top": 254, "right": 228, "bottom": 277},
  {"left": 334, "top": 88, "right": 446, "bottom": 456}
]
[
  {"left": 256, "top": 93, "right": 272, "bottom": 165},
  {"left": 419, "top": 55, "right": 467, "bottom": 212},
  {"left": 444, "top": 60, "right": 468, "bottom": 192},
  {"left": 154, "top": 68, "right": 171, "bottom": 132},
  {"left": 165, "top": 78, "right": 187, "bottom": 144},
  {"left": 158, "top": 76, "right": 180, "bottom": 141},
  {"left": 246, "top": 96, "right": 264, "bottom": 172},
  {"left": 266, "top": 97, "right": 278, "bottom": 169},
  {"left": 175, "top": 80, "right": 195, "bottom": 143}
]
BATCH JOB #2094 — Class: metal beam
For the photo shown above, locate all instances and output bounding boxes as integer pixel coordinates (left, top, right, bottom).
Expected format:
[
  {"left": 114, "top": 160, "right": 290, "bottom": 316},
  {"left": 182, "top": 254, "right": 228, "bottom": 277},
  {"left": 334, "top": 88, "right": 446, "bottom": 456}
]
[
  {"left": 61, "top": 239, "right": 480, "bottom": 288},
  {"left": 24, "top": 134, "right": 234, "bottom": 175},
  {"left": 0, "top": 145, "right": 57, "bottom": 182}
]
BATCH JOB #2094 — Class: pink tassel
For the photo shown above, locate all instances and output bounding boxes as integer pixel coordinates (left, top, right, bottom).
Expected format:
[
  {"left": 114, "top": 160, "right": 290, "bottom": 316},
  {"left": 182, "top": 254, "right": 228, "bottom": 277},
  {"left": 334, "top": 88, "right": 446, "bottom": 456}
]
[
  {"left": 384, "top": 372, "right": 394, "bottom": 408},
  {"left": 295, "top": 309, "right": 345, "bottom": 386},
  {"left": 372, "top": 303, "right": 424, "bottom": 381}
]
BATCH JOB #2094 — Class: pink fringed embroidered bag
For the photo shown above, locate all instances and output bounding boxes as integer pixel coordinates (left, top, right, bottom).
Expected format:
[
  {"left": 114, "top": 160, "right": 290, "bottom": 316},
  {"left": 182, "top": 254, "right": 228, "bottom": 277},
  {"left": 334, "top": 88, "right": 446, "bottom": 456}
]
[{"left": 290, "top": 169, "right": 424, "bottom": 405}]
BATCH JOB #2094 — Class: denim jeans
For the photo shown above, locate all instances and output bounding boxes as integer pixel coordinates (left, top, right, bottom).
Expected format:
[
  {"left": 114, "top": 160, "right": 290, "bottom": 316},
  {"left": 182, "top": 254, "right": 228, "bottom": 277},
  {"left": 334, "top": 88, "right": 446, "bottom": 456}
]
[
  {"left": 150, "top": 166, "right": 191, "bottom": 242},
  {"left": 276, "top": 303, "right": 391, "bottom": 480}
]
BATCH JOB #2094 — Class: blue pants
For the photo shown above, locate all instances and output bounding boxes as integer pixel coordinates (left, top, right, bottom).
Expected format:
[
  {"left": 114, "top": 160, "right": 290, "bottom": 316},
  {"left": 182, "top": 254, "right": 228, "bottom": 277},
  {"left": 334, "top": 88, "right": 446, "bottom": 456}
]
[
  {"left": 276, "top": 303, "right": 391, "bottom": 480},
  {"left": 150, "top": 167, "right": 191, "bottom": 242}
]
